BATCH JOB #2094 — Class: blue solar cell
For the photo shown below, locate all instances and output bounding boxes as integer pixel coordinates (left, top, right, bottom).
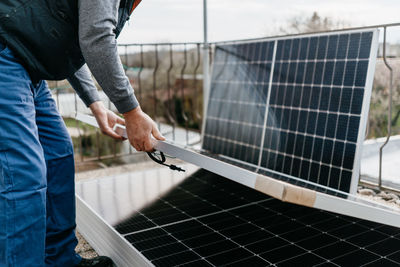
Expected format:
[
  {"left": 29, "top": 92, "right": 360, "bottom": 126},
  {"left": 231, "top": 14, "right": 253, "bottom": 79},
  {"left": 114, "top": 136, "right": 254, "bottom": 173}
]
[
  {"left": 299, "top": 38, "right": 309, "bottom": 60},
  {"left": 322, "top": 140, "right": 334, "bottom": 164},
  {"left": 332, "top": 142, "right": 345, "bottom": 167},
  {"left": 327, "top": 35, "right": 339, "bottom": 59},
  {"left": 337, "top": 34, "right": 349, "bottom": 59},
  {"left": 359, "top": 32, "right": 373, "bottom": 58},
  {"left": 304, "top": 62, "right": 315, "bottom": 84},
  {"left": 319, "top": 87, "right": 331, "bottom": 110},
  {"left": 317, "top": 36, "right": 328, "bottom": 59},
  {"left": 283, "top": 39, "right": 292, "bottom": 60},
  {"left": 291, "top": 39, "right": 300, "bottom": 60},
  {"left": 326, "top": 114, "right": 338, "bottom": 138},
  {"left": 355, "top": 61, "right": 369, "bottom": 86},
  {"left": 308, "top": 37, "right": 318, "bottom": 59},
  {"left": 348, "top": 33, "right": 361, "bottom": 59}
]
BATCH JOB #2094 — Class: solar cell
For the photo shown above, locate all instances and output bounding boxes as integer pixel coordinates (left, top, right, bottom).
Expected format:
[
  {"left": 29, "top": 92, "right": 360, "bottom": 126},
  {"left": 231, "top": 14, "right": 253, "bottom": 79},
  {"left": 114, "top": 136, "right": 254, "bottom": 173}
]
[{"left": 203, "top": 29, "right": 378, "bottom": 193}]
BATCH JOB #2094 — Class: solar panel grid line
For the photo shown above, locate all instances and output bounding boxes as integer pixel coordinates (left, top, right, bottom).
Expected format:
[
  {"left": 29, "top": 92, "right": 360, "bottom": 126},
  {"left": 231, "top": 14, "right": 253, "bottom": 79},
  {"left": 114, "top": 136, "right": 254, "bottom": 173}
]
[
  {"left": 270, "top": 38, "right": 296, "bottom": 174},
  {"left": 218, "top": 45, "right": 240, "bottom": 160},
  {"left": 268, "top": 103, "right": 361, "bottom": 119},
  {"left": 328, "top": 33, "right": 355, "bottom": 191},
  {"left": 257, "top": 40, "right": 277, "bottom": 167},
  {"left": 241, "top": 41, "right": 263, "bottom": 165},
  {"left": 221, "top": 44, "right": 253, "bottom": 164},
  {"left": 213, "top": 79, "right": 366, "bottom": 89},
  {"left": 350, "top": 30, "right": 379, "bottom": 194},
  {"left": 303, "top": 35, "right": 329, "bottom": 187},
  {"left": 223, "top": 54, "right": 240, "bottom": 161},
  {"left": 251, "top": 41, "right": 271, "bottom": 165},
  {"left": 287, "top": 38, "right": 312, "bottom": 178},
  {"left": 208, "top": 115, "right": 358, "bottom": 147},
  {"left": 316, "top": 33, "right": 347, "bottom": 189},
  {"left": 209, "top": 97, "right": 267, "bottom": 106},
  {"left": 264, "top": 124, "right": 357, "bottom": 146},
  {"left": 200, "top": 45, "right": 229, "bottom": 149},
  {"left": 281, "top": 39, "right": 305, "bottom": 177},
  {"left": 206, "top": 133, "right": 353, "bottom": 175}
]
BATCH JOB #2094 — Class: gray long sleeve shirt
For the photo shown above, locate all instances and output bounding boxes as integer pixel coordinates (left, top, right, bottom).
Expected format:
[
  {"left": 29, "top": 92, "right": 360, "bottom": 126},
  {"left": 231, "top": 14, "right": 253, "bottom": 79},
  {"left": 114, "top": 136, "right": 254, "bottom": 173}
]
[{"left": 67, "top": 0, "right": 139, "bottom": 113}]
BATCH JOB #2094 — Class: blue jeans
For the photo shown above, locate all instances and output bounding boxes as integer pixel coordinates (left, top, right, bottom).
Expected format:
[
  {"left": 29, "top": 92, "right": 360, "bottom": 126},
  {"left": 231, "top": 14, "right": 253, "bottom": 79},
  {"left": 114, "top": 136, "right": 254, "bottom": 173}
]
[{"left": 0, "top": 43, "right": 81, "bottom": 266}]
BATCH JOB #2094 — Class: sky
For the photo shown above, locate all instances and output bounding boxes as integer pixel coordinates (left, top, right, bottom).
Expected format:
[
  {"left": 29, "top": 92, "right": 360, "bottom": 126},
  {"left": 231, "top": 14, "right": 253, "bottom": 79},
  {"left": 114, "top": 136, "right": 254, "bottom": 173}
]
[{"left": 118, "top": 0, "right": 400, "bottom": 44}]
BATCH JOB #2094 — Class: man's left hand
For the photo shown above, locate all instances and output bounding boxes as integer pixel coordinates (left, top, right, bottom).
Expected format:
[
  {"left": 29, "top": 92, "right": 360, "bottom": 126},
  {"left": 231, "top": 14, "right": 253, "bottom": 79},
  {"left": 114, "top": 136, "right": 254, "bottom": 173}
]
[{"left": 89, "top": 101, "right": 126, "bottom": 140}]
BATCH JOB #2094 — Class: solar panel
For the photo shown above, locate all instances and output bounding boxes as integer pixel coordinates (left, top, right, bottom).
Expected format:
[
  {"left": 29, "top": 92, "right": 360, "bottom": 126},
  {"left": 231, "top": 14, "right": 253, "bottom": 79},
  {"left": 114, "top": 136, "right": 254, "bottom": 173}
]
[
  {"left": 77, "top": 167, "right": 400, "bottom": 267},
  {"left": 203, "top": 29, "right": 378, "bottom": 194}
]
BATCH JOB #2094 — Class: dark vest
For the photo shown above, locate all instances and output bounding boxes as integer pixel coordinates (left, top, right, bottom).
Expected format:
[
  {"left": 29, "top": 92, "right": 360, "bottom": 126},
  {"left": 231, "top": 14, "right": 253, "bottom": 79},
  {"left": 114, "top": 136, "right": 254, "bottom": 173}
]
[{"left": 0, "top": 0, "right": 137, "bottom": 82}]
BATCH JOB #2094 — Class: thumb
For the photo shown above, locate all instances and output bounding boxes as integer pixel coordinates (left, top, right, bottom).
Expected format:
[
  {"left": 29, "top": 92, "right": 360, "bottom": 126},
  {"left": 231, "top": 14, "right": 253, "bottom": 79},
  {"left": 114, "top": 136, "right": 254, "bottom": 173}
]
[{"left": 152, "top": 125, "right": 165, "bottom": 141}]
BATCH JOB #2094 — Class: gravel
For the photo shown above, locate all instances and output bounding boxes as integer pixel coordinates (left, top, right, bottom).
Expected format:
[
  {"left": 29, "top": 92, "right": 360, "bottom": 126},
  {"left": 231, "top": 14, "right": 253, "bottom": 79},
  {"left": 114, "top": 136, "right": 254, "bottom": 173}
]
[{"left": 75, "top": 231, "right": 98, "bottom": 259}]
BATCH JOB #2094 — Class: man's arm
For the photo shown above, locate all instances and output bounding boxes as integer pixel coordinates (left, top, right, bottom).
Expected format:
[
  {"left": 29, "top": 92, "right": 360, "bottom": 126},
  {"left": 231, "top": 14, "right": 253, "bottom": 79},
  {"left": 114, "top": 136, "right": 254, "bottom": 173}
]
[
  {"left": 77, "top": 0, "right": 164, "bottom": 151},
  {"left": 67, "top": 65, "right": 127, "bottom": 140},
  {"left": 67, "top": 64, "right": 100, "bottom": 107},
  {"left": 77, "top": 0, "right": 137, "bottom": 114}
]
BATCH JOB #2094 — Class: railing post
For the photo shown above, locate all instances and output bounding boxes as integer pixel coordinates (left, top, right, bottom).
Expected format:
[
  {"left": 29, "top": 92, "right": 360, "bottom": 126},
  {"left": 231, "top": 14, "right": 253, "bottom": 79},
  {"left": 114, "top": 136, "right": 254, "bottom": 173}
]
[
  {"left": 166, "top": 44, "right": 176, "bottom": 141},
  {"left": 180, "top": 44, "right": 189, "bottom": 144},
  {"left": 203, "top": 0, "right": 210, "bottom": 141},
  {"left": 379, "top": 26, "right": 393, "bottom": 189},
  {"left": 194, "top": 44, "right": 202, "bottom": 127},
  {"left": 153, "top": 44, "right": 159, "bottom": 126},
  {"left": 138, "top": 45, "right": 144, "bottom": 104}
]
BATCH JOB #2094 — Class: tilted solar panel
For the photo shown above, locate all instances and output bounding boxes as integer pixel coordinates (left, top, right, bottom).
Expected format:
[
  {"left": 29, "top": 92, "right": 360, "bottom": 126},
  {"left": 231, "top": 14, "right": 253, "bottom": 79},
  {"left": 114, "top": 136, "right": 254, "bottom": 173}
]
[{"left": 203, "top": 29, "right": 378, "bottom": 194}]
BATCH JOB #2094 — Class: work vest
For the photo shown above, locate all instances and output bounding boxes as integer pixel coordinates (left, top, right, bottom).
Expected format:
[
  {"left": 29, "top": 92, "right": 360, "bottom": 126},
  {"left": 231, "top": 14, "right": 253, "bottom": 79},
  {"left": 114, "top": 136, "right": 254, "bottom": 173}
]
[{"left": 0, "top": 0, "right": 140, "bottom": 82}]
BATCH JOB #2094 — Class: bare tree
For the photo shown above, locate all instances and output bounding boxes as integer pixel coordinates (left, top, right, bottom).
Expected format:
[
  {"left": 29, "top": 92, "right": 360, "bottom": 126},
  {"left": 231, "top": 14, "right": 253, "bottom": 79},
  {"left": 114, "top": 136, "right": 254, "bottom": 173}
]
[{"left": 280, "top": 12, "right": 349, "bottom": 34}]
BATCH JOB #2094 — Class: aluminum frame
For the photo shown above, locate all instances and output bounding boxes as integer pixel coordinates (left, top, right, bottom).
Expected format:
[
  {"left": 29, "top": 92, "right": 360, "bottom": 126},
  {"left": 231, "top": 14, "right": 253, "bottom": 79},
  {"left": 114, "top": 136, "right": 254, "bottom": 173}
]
[
  {"left": 76, "top": 195, "right": 153, "bottom": 267},
  {"left": 350, "top": 28, "right": 379, "bottom": 194}
]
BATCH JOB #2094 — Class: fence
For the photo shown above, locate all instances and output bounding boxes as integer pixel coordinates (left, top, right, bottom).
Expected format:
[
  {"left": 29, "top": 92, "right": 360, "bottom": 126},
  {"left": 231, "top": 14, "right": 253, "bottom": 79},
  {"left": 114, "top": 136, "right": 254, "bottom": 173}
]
[{"left": 50, "top": 23, "right": 400, "bottom": 190}]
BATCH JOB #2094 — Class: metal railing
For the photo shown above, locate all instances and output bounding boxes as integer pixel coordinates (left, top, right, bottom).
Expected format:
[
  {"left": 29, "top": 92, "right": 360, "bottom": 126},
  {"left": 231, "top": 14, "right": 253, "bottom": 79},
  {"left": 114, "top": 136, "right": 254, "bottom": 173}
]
[
  {"left": 50, "top": 42, "right": 206, "bottom": 167},
  {"left": 50, "top": 23, "right": 400, "bottom": 192}
]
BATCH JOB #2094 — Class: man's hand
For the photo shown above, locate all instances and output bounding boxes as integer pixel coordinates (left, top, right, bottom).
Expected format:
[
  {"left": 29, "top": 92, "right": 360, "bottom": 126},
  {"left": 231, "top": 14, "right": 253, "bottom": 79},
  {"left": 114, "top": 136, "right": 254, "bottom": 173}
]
[
  {"left": 123, "top": 106, "right": 165, "bottom": 152},
  {"left": 89, "top": 101, "right": 126, "bottom": 140}
]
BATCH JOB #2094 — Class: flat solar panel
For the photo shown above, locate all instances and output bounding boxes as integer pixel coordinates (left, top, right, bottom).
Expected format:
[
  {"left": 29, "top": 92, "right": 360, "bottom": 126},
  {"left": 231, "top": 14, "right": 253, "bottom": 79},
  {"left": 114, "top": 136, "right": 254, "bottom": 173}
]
[
  {"left": 77, "top": 167, "right": 400, "bottom": 267},
  {"left": 203, "top": 29, "right": 378, "bottom": 194}
]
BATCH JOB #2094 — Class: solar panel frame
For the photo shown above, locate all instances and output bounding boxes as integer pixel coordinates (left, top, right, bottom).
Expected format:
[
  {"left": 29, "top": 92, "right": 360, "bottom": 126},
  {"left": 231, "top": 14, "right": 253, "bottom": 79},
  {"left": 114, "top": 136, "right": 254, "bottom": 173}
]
[{"left": 201, "top": 28, "right": 379, "bottom": 195}]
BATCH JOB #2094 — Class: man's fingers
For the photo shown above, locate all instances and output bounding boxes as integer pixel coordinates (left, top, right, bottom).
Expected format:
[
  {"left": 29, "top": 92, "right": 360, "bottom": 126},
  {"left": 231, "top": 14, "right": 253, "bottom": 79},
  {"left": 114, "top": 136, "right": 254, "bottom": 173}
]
[
  {"left": 134, "top": 143, "right": 142, "bottom": 151},
  {"left": 143, "top": 138, "right": 154, "bottom": 152},
  {"left": 102, "top": 127, "right": 124, "bottom": 140},
  {"left": 116, "top": 116, "right": 125, "bottom": 125},
  {"left": 152, "top": 125, "right": 165, "bottom": 141}
]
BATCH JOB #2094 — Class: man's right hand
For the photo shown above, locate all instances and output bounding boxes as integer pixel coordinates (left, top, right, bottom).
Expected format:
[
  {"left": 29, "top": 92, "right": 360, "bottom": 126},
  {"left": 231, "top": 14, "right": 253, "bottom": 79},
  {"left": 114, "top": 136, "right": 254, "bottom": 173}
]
[{"left": 123, "top": 106, "right": 165, "bottom": 152}]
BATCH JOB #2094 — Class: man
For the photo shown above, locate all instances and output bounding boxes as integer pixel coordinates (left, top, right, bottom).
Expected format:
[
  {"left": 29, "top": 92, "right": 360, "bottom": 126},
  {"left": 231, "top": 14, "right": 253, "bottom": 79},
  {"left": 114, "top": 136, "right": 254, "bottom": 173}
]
[{"left": 0, "top": 0, "right": 164, "bottom": 266}]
